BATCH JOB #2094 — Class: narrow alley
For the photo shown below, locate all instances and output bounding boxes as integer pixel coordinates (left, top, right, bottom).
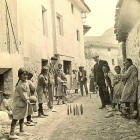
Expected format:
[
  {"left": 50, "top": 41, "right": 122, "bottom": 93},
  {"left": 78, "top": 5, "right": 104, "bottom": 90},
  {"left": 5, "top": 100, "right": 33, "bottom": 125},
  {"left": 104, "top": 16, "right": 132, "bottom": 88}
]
[{"left": 1, "top": 93, "right": 140, "bottom": 140}]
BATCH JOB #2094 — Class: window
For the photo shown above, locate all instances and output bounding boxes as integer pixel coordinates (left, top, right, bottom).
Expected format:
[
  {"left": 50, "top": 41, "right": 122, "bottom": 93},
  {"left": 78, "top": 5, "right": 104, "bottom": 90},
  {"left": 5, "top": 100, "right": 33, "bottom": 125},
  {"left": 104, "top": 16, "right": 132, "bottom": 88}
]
[
  {"left": 57, "top": 16, "right": 61, "bottom": 35},
  {"left": 71, "top": 4, "right": 74, "bottom": 14},
  {"left": 76, "top": 30, "right": 80, "bottom": 41},
  {"left": 42, "top": 6, "right": 48, "bottom": 36},
  {"left": 56, "top": 13, "right": 63, "bottom": 36},
  {"left": 112, "top": 59, "right": 115, "bottom": 66},
  {"left": 108, "top": 48, "right": 111, "bottom": 51}
]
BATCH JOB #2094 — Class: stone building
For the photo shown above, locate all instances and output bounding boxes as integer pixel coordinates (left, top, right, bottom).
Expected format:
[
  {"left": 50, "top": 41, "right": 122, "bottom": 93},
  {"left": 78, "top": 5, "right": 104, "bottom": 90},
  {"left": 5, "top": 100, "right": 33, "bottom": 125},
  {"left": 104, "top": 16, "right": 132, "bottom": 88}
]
[
  {"left": 85, "top": 28, "right": 119, "bottom": 77},
  {"left": 114, "top": 0, "right": 140, "bottom": 115},
  {"left": 0, "top": 0, "right": 90, "bottom": 103}
]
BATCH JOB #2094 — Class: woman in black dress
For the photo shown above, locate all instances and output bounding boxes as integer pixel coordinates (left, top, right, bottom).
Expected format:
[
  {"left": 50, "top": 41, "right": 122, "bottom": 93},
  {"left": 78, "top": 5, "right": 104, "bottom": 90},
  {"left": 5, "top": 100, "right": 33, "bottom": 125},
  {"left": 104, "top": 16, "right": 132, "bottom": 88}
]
[{"left": 89, "top": 68, "right": 95, "bottom": 93}]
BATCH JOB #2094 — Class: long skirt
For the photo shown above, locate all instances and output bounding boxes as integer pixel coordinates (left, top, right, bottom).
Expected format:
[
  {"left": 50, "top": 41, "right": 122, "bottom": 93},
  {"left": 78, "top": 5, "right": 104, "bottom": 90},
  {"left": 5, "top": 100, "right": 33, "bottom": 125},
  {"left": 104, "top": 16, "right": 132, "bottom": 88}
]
[
  {"left": 56, "top": 83, "right": 66, "bottom": 97},
  {"left": 89, "top": 78, "right": 95, "bottom": 92},
  {"left": 72, "top": 78, "right": 78, "bottom": 90}
]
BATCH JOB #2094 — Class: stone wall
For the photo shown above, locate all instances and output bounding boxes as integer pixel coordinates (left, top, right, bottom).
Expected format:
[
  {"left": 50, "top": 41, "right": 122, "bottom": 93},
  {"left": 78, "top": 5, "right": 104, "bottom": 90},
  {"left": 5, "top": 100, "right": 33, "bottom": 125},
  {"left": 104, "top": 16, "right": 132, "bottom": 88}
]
[
  {"left": 4, "top": 69, "right": 13, "bottom": 96},
  {"left": 126, "top": 19, "right": 140, "bottom": 116},
  {"left": 126, "top": 21, "right": 140, "bottom": 67},
  {"left": 24, "top": 57, "right": 41, "bottom": 87}
]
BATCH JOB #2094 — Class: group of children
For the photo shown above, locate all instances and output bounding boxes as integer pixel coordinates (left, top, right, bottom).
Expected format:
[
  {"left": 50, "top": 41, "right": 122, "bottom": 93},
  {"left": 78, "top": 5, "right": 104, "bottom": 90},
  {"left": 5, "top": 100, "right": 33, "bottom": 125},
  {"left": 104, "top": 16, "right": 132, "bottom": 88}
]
[
  {"left": 102, "top": 61, "right": 138, "bottom": 118},
  {"left": 0, "top": 68, "right": 39, "bottom": 139},
  {"left": 102, "top": 65, "right": 124, "bottom": 114},
  {"left": 0, "top": 61, "right": 68, "bottom": 139}
]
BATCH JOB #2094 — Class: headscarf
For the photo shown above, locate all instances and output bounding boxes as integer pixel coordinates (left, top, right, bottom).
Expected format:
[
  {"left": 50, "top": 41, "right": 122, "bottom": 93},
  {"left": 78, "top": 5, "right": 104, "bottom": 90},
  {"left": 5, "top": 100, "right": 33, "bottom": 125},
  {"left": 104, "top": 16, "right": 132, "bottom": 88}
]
[{"left": 40, "top": 66, "right": 49, "bottom": 76}]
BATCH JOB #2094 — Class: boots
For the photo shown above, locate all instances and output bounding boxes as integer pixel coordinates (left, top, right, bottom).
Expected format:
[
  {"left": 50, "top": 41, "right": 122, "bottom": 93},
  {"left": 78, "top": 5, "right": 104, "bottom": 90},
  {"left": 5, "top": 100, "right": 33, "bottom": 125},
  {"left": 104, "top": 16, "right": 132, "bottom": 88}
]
[
  {"left": 9, "top": 120, "right": 19, "bottom": 139},
  {"left": 62, "top": 97, "right": 65, "bottom": 104},
  {"left": 38, "top": 103, "right": 48, "bottom": 117},
  {"left": 19, "top": 119, "right": 24, "bottom": 132},
  {"left": 41, "top": 103, "right": 48, "bottom": 116},
  {"left": 38, "top": 103, "right": 43, "bottom": 117}
]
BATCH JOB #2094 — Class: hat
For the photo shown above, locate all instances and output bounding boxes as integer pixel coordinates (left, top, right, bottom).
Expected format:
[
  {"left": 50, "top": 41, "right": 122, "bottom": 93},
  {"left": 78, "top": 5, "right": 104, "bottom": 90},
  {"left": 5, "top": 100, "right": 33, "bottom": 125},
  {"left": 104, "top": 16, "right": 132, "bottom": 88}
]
[
  {"left": 79, "top": 66, "right": 84, "bottom": 69},
  {"left": 3, "top": 91, "right": 11, "bottom": 96},
  {"left": 51, "top": 57, "right": 58, "bottom": 60},
  {"left": 92, "top": 53, "right": 99, "bottom": 58},
  {"left": 103, "top": 64, "right": 110, "bottom": 71},
  {"left": 41, "top": 66, "right": 49, "bottom": 74}
]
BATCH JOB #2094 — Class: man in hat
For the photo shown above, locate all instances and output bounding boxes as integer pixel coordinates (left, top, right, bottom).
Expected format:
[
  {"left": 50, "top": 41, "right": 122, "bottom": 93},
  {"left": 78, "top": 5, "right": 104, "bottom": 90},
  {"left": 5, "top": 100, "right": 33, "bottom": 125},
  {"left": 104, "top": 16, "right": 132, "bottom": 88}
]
[
  {"left": 78, "top": 66, "right": 88, "bottom": 96},
  {"left": 93, "top": 53, "right": 110, "bottom": 109},
  {"left": 48, "top": 56, "right": 58, "bottom": 111}
]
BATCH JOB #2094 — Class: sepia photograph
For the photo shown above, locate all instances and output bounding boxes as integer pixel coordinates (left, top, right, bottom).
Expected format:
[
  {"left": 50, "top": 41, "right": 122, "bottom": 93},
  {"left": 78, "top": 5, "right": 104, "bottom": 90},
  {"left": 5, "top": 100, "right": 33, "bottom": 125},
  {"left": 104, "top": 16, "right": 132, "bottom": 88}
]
[{"left": 0, "top": 0, "right": 140, "bottom": 139}]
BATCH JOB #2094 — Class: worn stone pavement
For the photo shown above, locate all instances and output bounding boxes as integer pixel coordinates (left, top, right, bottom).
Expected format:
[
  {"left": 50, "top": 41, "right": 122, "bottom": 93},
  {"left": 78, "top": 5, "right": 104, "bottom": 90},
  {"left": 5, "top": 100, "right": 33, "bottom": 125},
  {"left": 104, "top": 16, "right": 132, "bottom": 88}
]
[{"left": 1, "top": 93, "right": 140, "bottom": 140}]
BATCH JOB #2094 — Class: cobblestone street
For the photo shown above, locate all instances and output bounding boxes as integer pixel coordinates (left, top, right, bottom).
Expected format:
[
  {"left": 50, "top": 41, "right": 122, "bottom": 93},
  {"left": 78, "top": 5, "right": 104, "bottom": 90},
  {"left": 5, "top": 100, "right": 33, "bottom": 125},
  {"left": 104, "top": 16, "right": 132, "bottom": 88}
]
[{"left": 1, "top": 93, "right": 140, "bottom": 140}]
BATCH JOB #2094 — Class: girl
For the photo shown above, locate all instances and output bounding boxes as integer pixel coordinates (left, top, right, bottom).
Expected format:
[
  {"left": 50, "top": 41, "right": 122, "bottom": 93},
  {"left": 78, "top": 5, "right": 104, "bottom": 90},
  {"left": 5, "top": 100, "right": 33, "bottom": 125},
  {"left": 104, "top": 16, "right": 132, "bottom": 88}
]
[
  {"left": 102, "top": 65, "right": 114, "bottom": 109},
  {"left": 113, "top": 66, "right": 124, "bottom": 111},
  {"left": 9, "top": 68, "right": 31, "bottom": 139},
  {"left": 1, "top": 91, "right": 13, "bottom": 119},
  {"left": 36, "top": 66, "right": 49, "bottom": 117},
  {"left": 26, "top": 70, "right": 37, "bottom": 125}
]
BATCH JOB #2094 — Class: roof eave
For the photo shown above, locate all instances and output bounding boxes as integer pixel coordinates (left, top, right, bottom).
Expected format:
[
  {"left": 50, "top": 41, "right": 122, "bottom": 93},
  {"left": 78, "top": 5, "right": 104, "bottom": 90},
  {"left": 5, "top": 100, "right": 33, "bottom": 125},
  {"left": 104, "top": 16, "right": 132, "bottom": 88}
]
[{"left": 71, "top": 0, "right": 91, "bottom": 13}]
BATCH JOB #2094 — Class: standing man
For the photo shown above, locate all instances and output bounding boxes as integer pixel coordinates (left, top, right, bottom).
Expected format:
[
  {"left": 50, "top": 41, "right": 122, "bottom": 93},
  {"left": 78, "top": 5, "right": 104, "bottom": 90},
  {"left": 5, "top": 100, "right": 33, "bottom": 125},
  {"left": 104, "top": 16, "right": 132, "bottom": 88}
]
[
  {"left": 78, "top": 66, "right": 88, "bottom": 96},
  {"left": 93, "top": 53, "right": 109, "bottom": 109},
  {"left": 48, "top": 56, "right": 58, "bottom": 111}
]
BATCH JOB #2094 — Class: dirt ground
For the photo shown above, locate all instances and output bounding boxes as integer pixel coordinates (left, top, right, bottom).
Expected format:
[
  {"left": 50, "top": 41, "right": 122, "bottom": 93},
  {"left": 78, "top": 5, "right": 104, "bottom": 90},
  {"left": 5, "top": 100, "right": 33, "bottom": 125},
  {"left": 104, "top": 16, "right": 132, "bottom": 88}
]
[{"left": 1, "top": 93, "right": 140, "bottom": 140}]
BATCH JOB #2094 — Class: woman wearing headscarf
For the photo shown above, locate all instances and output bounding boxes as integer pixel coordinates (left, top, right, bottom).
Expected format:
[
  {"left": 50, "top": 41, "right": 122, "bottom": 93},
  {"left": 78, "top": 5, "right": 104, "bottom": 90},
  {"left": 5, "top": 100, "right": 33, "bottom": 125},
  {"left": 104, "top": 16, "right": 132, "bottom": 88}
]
[
  {"left": 9, "top": 68, "right": 31, "bottom": 139},
  {"left": 72, "top": 70, "right": 78, "bottom": 94},
  {"left": 56, "top": 64, "right": 67, "bottom": 105},
  {"left": 89, "top": 68, "right": 95, "bottom": 94},
  {"left": 120, "top": 59, "right": 138, "bottom": 112},
  {"left": 36, "top": 66, "right": 49, "bottom": 117}
]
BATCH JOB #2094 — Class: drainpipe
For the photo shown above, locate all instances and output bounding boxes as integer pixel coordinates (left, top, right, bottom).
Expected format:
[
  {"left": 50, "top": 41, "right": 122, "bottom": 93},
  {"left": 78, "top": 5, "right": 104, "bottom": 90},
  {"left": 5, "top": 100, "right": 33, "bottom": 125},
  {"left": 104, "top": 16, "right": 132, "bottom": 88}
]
[
  {"left": 122, "top": 41, "right": 126, "bottom": 60},
  {"left": 51, "top": 0, "right": 57, "bottom": 55}
]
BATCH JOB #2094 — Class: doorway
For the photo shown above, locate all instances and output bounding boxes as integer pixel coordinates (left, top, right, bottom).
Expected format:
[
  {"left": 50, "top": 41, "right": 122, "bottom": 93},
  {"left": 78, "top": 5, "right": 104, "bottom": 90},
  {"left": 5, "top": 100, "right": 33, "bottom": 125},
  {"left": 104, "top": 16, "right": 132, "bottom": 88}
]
[
  {"left": 42, "top": 59, "right": 48, "bottom": 67},
  {"left": 63, "top": 61, "right": 71, "bottom": 75},
  {"left": 0, "top": 74, "right": 4, "bottom": 105}
]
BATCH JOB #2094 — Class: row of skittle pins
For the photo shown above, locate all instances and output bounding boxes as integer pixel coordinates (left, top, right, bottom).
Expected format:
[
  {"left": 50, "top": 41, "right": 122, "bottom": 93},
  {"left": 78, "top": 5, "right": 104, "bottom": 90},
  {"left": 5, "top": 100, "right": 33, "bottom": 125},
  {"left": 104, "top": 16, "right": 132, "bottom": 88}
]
[{"left": 67, "top": 104, "right": 83, "bottom": 115}]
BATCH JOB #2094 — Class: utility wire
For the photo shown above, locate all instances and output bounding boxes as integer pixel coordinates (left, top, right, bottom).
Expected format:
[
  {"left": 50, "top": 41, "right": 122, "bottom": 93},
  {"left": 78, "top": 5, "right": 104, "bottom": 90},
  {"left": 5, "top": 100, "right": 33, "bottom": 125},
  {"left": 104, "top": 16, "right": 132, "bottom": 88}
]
[{"left": 5, "top": 0, "right": 19, "bottom": 53}]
